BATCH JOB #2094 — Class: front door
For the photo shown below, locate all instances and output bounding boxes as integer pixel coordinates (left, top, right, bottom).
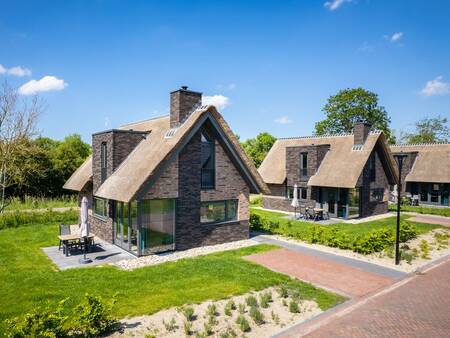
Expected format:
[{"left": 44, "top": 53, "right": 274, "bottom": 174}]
[{"left": 322, "top": 188, "right": 337, "bottom": 218}]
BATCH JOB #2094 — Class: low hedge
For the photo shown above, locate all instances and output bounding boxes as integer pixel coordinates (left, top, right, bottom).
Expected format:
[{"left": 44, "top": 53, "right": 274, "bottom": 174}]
[
  {"left": 250, "top": 211, "right": 418, "bottom": 255},
  {"left": 0, "top": 209, "right": 79, "bottom": 230}
]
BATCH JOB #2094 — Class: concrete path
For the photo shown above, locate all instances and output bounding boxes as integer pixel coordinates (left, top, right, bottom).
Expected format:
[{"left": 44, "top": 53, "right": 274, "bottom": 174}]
[
  {"left": 407, "top": 214, "right": 450, "bottom": 227},
  {"left": 283, "top": 258, "right": 450, "bottom": 338}
]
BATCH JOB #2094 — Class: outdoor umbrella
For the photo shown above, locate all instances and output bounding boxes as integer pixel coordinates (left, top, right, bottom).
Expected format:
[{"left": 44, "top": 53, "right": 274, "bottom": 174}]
[
  {"left": 291, "top": 184, "right": 300, "bottom": 219},
  {"left": 79, "top": 196, "right": 92, "bottom": 264}
]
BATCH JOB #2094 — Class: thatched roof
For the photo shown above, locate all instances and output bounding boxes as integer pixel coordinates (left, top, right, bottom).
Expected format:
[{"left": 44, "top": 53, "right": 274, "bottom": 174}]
[
  {"left": 64, "top": 106, "right": 268, "bottom": 202},
  {"left": 390, "top": 143, "right": 450, "bottom": 183},
  {"left": 63, "top": 156, "right": 92, "bottom": 191},
  {"left": 259, "top": 132, "right": 398, "bottom": 188}
]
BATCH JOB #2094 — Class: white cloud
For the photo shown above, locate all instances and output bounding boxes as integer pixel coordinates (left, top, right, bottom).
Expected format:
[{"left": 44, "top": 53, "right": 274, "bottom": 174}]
[
  {"left": 420, "top": 76, "right": 450, "bottom": 96},
  {"left": 274, "top": 116, "right": 292, "bottom": 124},
  {"left": 385, "top": 32, "right": 403, "bottom": 42},
  {"left": 0, "top": 64, "right": 31, "bottom": 77},
  {"left": 19, "top": 75, "right": 68, "bottom": 95},
  {"left": 202, "top": 95, "right": 230, "bottom": 110},
  {"left": 324, "top": 0, "right": 352, "bottom": 11}
]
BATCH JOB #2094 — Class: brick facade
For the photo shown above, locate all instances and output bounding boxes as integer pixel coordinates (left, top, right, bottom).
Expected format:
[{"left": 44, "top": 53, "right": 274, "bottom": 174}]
[
  {"left": 170, "top": 89, "right": 202, "bottom": 128},
  {"left": 144, "top": 158, "right": 179, "bottom": 199},
  {"left": 354, "top": 122, "right": 371, "bottom": 146}
]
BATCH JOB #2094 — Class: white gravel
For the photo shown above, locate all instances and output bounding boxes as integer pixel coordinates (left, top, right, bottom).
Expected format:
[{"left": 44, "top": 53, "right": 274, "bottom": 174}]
[{"left": 114, "top": 239, "right": 259, "bottom": 270}]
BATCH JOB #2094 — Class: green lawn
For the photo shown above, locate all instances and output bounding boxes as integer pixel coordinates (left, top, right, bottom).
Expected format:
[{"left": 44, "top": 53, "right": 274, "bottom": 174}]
[
  {"left": 388, "top": 204, "right": 450, "bottom": 217},
  {"left": 0, "top": 222, "right": 345, "bottom": 334}
]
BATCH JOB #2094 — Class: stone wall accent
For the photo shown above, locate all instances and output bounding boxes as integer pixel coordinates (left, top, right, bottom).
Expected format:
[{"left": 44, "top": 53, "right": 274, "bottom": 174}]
[
  {"left": 262, "top": 195, "right": 294, "bottom": 212},
  {"left": 144, "top": 158, "right": 179, "bottom": 199},
  {"left": 358, "top": 145, "right": 390, "bottom": 217},
  {"left": 201, "top": 140, "right": 250, "bottom": 222},
  {"left": 170, "top": 88, "right": 202, "bottom": 128},
  {"left": 92, "top": 132, "right": 114, "bottom": 193}
]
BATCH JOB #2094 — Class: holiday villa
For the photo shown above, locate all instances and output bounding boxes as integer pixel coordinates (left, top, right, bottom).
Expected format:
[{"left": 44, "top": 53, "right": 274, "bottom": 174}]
[{"left": 64, "top": 87, "right": 267, "bottom": 256}]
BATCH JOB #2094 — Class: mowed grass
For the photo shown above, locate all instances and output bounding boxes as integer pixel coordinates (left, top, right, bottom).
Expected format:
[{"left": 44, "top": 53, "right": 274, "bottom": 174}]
[
  {"left": 388, "top": 204, "right": 450, "bottom": 217},
  {"left": 251, "top": 207, "right": 440, "bottom": 239},
  {"left": 0, "top": 222, "right": 345, "bottom": 334}
]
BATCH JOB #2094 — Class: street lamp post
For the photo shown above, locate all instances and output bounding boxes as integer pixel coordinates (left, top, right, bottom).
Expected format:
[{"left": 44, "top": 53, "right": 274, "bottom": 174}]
[{"left": 394, "top": 153, "right": 407, "bottom": 265}]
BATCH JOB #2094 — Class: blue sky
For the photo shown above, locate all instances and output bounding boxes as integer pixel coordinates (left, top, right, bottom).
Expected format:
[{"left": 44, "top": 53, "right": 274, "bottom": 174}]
[{"left": 1, "top": 0, "right": 449, "bottom": 142}]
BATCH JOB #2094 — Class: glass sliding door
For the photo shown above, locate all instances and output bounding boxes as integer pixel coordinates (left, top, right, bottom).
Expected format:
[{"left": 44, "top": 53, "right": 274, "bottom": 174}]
[
  {"left": 348, "top": 188, "right": 360, "bottom": 219},
  {"left": 114, "top": 201, "right": 138, "bottom": 255},
  {"left": 140, "top": 199, "right": 175, "bottom": 255}
]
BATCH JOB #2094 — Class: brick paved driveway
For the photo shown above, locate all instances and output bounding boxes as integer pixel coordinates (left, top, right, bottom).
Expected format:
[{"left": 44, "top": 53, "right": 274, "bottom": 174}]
[
  {"left": 280, "top": 259, "right": 450, "bottom": 338},
  {"left": 245, "top": 248, "right": 396, "bottom": 298}
]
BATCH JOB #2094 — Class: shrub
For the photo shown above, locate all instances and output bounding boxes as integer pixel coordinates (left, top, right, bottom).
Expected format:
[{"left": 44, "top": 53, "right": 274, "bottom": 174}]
[
  {"left": 399, "top": 221, "right": 417, "bottom": 242},
  {"left": 73, "top": 293, "right": 119, "bottom": 337},
  {"left": 290, "top": 289, "right": 301, "bottom": 302},
  {"left": 249, "top": 213, "right": 263, "bottom": 230},
  {"left": 183, "top": 320, "right": 192, "bottom": 336},
  {"left": 419, "top": 240, "right": 431, "bottom": 259},
  {"left": 289, "top": 301, "right": 300, "bottom": 313},
  {"left": 181, "top": 306, "right": 195, "bottom": 321},
  {"left": 235, "top": 315, "right": 250, "bottom": 333},
  {"left": 206, "top": 303, "right": 217, "bottom": 317},
  {"left": 249, "top": 306, "right": 264, "bottom": 325},
  {"left": 219, "top": 327, "right": 237, "bottom": 338},
  {"left": 250, "top": 194, "right": 262, "bottom": 207},
  {"left": 238, "top": 303, "right": 246, "bottom": 314},
  {"left": 207, "top": 314, "right": 217, "bottom": 327},
  {"left": 309, "top": 225, "right": 327, "bottom": 244},
  {"left": 245, "top": 295, "right": 258, "bottom": 307},
  {"left": 259, "top": 292, "right": 272, "bottom": 308},
  {"left": 224, "top": 300, "right": 235, "bottom": 316},
  {"left": 0, "top": 210, "right": 78, "bottom": 230},
  {"left": 163, "top": 317, "right": 177, "bottom": 332},
  {"left": 271, "top": 311, "right": 280, "bottom": 325},
  {"left": 203, "top": 321, "right": 213, "bottom": 336},
  {"left": 353, "top": 228, "right": 395, "bottom": 254},
  {"left": 5, "top": 299, "right": 68, "bottom": 338},
  {"left": 277, "top": 284, "right": 289, "bottom": 298}
]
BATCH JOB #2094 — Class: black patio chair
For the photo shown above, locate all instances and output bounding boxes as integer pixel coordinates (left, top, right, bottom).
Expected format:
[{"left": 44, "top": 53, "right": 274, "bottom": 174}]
[{"left": 58, "top": 224, "right": 71, "bottom": 251}]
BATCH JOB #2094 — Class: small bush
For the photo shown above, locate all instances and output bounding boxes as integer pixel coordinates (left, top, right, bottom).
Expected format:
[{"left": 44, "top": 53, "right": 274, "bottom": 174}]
[
  {"left": 250, "top": 194, "right": 262, "bottom": 207},
  {"left": 245, "top": 295, "right": 258, "bottom": 308},
  {"left": 163, "top": 317, "right": 177, "bottom": 332},
  {"left": 238, "top": 303, "right": 246, "bottom": 314},
  {"left": 419, "top": 240, "right": 431, "bottom": 259},
  {"left": 203, "top": 321, "right": 214, "bottom": 336},
  {"left": 219, "top": 327, "right": 237, "bottom": 338},
  {"left": 73, "top": 293, "right": 119, "bottom": 337},
  {"left": 236, "top": 315, "right": 250, "bottom": 333},
  {"left": 277, "top": 284, "right": 289, "bottom": 298},
  {"left": 183, "top": 320, "right": 193, "bottom": 336},
  {"left": 353, "top": 228, "right": 395, "bottom": 254},
  {"left": 206, "top": 303, "right": 217, "bottom": 317},
  {"left": 260, "top": 292, "right": 272, "bottom": 308},
  {"left": 290, "top": 289, "right": 301, "bottom": 302},
  {"left": 224, "top": 300, "right": 236, "bottom": 316},
  {"left": 249, "top": 213, "right": 263, "bottom": 230},
  {"left": 400, "top": 221, "right": 417, "bottom": 242},
  {"left": 249, "top": 306, "right": 264, "bottom": 325},
  {"left": 271, "top": 311, "right": 280, "bottom": 325},
  {"left": 289, "top": 301, "right": 300, "bottom": 313},
  {"left": 182, "top": 306, "right": 195, "bottom": 321},
  {"left": 207, "top": 314, "right": 217, "bottom": 327}
]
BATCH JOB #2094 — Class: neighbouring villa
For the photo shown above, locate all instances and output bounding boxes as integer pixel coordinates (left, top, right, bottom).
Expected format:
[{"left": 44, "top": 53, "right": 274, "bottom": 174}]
[
  {"left": 390, "top": 143, "right": 450, "bottom": 207},
  {"left": 258, "top": 122, "right": 399, "bottom": 219},
  {"left": 64, "top": 87, "right": 267, "bottom": 256}
]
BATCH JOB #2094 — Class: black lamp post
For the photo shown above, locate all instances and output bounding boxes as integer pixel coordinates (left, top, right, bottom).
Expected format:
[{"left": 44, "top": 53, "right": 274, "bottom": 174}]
[{"left": 394, "top": 153, "right": 407, "bottom": 265}]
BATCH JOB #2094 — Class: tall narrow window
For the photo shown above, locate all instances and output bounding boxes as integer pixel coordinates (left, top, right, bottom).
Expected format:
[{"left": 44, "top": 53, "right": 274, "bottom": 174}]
[
  {"left": 300, "top": 152, "right": 308, "bottom": 176},
  {"left": 201, "top": 132, "right": 215, "bottom": 189},
  {"left": 369, "top": 153, "right": 376, "bottom": 182},
  {"left": 100, "top": 142, "right": 107, "bottom": 183}
]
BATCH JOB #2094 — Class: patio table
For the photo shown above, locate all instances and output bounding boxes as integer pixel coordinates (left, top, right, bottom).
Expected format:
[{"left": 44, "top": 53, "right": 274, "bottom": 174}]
[
  {"left": 58, "top": 234, "right": 94, "bottom": 257},
  {"left": 313, "top": 208, "right": 324, "bottom": 220}
]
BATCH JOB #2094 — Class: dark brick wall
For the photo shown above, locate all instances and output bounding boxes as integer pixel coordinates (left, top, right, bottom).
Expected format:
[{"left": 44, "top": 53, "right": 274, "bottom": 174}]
[
  {"left": 113, "top": 131, "right": 147, "bottom": 170},
  {"left": 354, "top": 122, "right": 371, "bottom": 145},
  {"left": 286, "top": 145, "right": 329, "bottom": 187},
  {"left": 92, "top": 132, "right": 114, "bottom": 193},
  {"left": 170, "top": 89, "right": 202, "bottom": 128},
  {"left": 391, "top": 151, "right": 418, "bottom": 196},
  {"left": 358, "top": 145, "right": 390, "bottom": 217},
  {"left": 267, "top": 183, "right": 286, "bottom": 196}
]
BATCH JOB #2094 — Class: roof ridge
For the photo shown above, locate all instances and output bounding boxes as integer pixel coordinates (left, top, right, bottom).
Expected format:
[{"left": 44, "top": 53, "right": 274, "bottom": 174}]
[
  {"left": 391, "top": 142, "right": 450, "bottom": 147},
  {"left": 119, "top": 114, "right": 169, "bottom": 128},
  {"left": 278, "top": 130, "right": 382, "bottom": 141}
]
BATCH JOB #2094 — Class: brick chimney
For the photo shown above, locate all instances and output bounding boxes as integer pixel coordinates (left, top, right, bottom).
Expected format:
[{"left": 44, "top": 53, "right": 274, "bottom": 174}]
[
  {"left": 353, "top": 120, "right": 372, "bottom": 146},
  {"left": 170, "top": 86, "right": 202, "bottom": 128}
]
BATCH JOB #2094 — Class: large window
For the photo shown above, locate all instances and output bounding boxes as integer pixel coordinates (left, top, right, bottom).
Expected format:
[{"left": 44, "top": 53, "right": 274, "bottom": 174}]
[
  {"left": 201, "top": 132, "right": 215, "bottom": 189},
  {"left": 200, "top": 200, "right": 238, "bottom": 224},
  {"left": 286, "top": 186, "right": 307, "bottom": 200},
  {"left": 94, "top": 197, "right": 107, "bottom": 219},
  {"left": 300, "top": 152, "right": 308, "bottom": 177},
  {"left": 100, "top": 142, "right": 107, "bottom": 183},
  {"left": 371, "top": 188, "right": 384, "bottom": 202}
]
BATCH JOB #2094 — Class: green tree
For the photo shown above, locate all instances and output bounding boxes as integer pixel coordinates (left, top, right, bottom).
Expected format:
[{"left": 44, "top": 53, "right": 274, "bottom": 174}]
[
  {"left": 53, "top": 134, "right": 91, "bottom": 179},
  {"left": 315, "top": 88, "right": 395, "bottom": 143},
  {"left": 401, "top": 116, "right": 449, "bottom": 144},
  {"left": 242, "top": 132, "right": 277, "bottom": 168}
]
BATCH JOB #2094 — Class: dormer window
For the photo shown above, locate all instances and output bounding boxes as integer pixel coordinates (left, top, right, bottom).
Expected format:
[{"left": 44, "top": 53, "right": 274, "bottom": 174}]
[
  {"left": 201, "top": 131, "right": 215, "bottom": 189},
  {"left": 101, "top": 142, "right": 107, "bottom": 183}
]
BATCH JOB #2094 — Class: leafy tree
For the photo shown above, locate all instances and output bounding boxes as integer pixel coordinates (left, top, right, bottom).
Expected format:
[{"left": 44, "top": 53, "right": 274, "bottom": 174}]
[
  {"left": 241, "top": 132, "right": 277, "bottom": 168},
  {"left": 315, "top": 88, "right": 395, "bottom": 143},
  {"left": 53, "top": 134, "right": 91, "bottom": 179},
  {"left": 401, "top": 115, "right": 449, "bottom": 144}
]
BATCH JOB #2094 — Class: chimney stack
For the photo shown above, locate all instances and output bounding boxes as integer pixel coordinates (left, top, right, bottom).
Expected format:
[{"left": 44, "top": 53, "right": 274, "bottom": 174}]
[
  {"left": 353, "top": 120, "right": 371, "bottom": 146},
  {"left": 170, "top": 86, "right": 202, "bottom": 128}
]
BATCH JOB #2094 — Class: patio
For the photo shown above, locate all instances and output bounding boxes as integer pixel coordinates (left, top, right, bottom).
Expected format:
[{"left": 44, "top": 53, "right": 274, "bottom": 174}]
[
  {"left": 42, "top": 237, "right": 135, "bottom": 270},
  {"left": 282, "top": 214, "right": 342, "bottom": 225}
]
